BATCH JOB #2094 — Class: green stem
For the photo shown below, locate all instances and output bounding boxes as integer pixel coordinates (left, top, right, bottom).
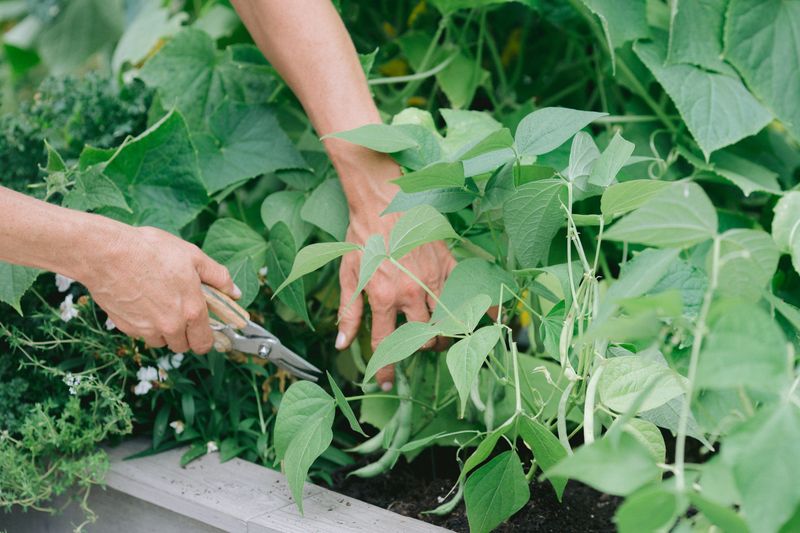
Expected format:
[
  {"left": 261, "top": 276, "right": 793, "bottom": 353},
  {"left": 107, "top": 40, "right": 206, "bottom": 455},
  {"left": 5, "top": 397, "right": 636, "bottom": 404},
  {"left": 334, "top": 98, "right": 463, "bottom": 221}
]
[{"left": 389, "top": 257, "right": 466, "bottom": 329}]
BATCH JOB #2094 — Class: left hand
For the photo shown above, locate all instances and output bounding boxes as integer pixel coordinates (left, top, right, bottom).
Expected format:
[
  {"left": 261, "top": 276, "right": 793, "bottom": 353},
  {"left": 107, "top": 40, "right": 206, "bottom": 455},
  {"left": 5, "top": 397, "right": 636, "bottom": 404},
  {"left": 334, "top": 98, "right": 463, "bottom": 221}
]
[{"left": 336, "top": 208, "right": 457, "bottom": 391}]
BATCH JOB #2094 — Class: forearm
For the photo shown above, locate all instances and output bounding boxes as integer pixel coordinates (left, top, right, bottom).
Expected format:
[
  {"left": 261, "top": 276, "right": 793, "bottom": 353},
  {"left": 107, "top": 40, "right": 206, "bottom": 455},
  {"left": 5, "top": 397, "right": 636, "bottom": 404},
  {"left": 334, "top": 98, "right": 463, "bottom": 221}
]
[
  {"left": 0, "top": 186, "right": 123, "bottom": 281},
  {"left": 230, "top": 0, "right": 400, "bottom": 216}
]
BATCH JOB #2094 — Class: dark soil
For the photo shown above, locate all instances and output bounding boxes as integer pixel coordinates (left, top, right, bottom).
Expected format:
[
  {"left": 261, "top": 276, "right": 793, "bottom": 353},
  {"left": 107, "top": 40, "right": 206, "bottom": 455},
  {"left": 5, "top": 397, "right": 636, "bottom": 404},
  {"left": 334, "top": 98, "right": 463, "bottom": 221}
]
[{"left": 333, "top": 447, "right": 621, "bottom": 532}]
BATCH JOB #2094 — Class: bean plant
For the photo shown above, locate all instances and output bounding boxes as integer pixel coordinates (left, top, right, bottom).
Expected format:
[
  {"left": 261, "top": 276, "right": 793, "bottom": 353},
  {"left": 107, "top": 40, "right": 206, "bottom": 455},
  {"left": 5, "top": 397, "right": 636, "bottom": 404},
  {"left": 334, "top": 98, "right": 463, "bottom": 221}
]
[{"left": 1, "top": 0, "right": 799, "bottom": 532}]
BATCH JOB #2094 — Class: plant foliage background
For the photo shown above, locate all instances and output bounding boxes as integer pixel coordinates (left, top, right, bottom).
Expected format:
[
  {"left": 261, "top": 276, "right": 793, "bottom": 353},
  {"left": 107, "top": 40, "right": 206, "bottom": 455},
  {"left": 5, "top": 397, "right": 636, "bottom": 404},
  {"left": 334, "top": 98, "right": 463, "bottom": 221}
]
[{"left": 1, "top": 0, "right": 799, "bottom": 532}]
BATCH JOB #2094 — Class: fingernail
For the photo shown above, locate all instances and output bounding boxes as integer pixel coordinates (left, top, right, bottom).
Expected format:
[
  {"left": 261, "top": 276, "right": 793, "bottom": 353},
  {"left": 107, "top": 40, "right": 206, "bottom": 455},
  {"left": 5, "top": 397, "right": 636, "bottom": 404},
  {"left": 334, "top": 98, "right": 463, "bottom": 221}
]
[
  {"left": 335, "top": 331, "right": 347, "bottom": 350},
  {"left": 232, "top": 284, "right": 242, "bottom": 299},
  {"left": 381, "top": 381, "right": 393, "bottom": 392}
]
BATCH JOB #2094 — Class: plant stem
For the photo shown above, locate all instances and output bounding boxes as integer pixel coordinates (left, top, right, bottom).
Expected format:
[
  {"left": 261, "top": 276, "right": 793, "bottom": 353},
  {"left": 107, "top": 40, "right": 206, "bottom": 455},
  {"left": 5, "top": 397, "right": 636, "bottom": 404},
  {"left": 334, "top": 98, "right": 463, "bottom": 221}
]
[
  {"left": 389, "top": 257, "right": 466, "bottom": 328},
  {"left": 675, "top": 236, "right": 720, "bottom": 490}
]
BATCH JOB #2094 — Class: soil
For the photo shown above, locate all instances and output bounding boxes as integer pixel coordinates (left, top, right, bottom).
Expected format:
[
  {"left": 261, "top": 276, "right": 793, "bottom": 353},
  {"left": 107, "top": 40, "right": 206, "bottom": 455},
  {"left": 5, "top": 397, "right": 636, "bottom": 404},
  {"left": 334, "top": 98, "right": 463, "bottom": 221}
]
[{"left": 334, "top": 447, "right": 621, "bottom": 532}]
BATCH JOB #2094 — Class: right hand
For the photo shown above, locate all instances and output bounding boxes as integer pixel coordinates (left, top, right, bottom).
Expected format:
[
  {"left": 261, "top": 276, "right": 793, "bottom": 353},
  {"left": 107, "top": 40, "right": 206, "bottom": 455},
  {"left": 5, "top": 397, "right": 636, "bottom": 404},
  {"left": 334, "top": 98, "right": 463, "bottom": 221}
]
[{"left": 80, "top": 225, "right": 239, "bottom": 354}]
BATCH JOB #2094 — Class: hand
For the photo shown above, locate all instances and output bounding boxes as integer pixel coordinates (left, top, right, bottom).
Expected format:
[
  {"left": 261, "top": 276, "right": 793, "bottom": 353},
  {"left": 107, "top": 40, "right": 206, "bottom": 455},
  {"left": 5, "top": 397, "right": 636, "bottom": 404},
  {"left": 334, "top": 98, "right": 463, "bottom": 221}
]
[
  {"left": 79, "top": 225, "right": 239, "bottom": 354},
  {"left": 336, "top": 209, "right": 457, "bottom": 391}
]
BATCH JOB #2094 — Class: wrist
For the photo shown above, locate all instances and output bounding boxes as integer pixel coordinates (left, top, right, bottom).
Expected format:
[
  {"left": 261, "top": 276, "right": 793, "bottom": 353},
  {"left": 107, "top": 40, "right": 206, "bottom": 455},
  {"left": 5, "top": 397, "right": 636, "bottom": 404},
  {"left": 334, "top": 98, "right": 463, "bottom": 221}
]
[
  {"left": 65, "top": 214, "right": 130, "bottom": 285},
  {"left": 326, "top": 140, "right": 401, "bottom": 218}
]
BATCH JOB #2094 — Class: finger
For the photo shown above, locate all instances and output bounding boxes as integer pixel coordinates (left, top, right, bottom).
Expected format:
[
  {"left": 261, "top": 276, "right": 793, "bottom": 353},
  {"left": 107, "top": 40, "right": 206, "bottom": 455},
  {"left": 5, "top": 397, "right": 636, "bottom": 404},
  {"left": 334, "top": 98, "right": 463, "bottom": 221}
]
[
  {"left": 336, "top": 258, "right": 364, "bottom": 350},
  {"left": 375, "top": 365, "right": 395, "bottom": 392},
  {"left": 164, "top": 330, "right": 190, "bottom": 354},
  {"left": 195, "top": 253, "right": 240, "bottom": 299},
  {"left": 144, "top": 335, "right": 166, "bottom": 349},
  {"left": 186, "top": 301, "right": 214, "bottom": 355}
]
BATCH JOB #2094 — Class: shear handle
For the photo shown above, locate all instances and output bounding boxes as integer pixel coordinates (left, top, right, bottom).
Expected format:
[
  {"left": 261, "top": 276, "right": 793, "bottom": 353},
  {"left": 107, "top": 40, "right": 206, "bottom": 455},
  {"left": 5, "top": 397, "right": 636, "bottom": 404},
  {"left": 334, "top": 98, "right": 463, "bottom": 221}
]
[{"left": 202, "top": 284, "right": 249, "bottom": 329}]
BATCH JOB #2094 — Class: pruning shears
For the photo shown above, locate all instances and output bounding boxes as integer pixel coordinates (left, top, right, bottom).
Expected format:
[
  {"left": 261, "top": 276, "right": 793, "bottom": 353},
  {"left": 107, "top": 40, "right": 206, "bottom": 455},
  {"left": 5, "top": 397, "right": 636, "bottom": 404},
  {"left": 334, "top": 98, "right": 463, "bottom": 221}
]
[{"left": 201, "top": 284, "right": 321, "bottom": 381}]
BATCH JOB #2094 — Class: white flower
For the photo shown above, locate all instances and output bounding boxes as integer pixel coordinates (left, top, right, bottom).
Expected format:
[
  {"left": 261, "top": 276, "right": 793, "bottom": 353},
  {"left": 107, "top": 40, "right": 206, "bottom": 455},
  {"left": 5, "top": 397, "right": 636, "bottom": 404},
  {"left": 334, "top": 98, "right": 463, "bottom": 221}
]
[
  {"left": 258, "top": 267, "right": 268, "bottom": 277},
  {"left": 136, "top": 366, "right": 159, "bottom": 382},
  {"left": 55, "top": 274, "right": 74, "bottom": 293},
  {"left": 105, "top": 317, "right": 116, "bottom": 331},
  {"left": 157, "top": 353, "right": 184, "bottom": 372},
  {"left": 206, "top": 441, "right": 218, "bottom": 453},
  {"left": 169, "top": 420, "right": 185, "bottom": 435},
  {"left": 158, "top": 368, "right": 168, "bottom": 382},
  {"left": 134, "top": 380, "right": 153, "bottom": 396},
  {"left": 59, "top": 294, "right": 79, "bottom": 322}
]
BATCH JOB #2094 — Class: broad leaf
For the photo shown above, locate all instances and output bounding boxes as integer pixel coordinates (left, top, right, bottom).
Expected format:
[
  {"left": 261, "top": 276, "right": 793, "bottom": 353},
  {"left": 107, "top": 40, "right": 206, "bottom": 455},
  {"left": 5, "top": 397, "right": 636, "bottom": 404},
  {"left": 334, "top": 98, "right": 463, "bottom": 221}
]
[
  {"left": 325, "top": 124, "right": 419, "bottom": 153},
  {"left": 588, "top": 131, "right": 634, "bottom": 187},
  {"left": 194, "top": 100, "right": 305, "bottom": 194},
  {"left": 436, "top": 294, "right": 492, "bottom": 336},
  {"left": 465, "top": 450, "right": 530, "bottom": 533},
  {"left": 503, "top": 179, "right": 567, "bottom": 268},
  {"left": 63, "top": 167, "right": 130, "bottom": 213},
  {"left": 363, "top": 322, "right": 440, "bottom": 382},
  {"left": 266, "top": 223, "right": 311, "bottom": 326},
  {"left": 715, "top": 229, "right": 779, "bottom": 302},
  {"left": 771, "top": 192, "right": 800, "bottom": 275},
  {"left": 514, "top": 107, "right": 606, "bottom": 157},
  {"left": 667, "top": 0, "right": 734, "bottom": 75},
  {"left": 605, "top": 182, "right": 717, "bottom": 248},
  {"left": 725, "top": 0, "right": 800, "bottom": 142},
  {"left": 440, "top": 109, "right": 503, "bottom": 158},
  {"left": 696, "top": 301, "right": 790, "bottom": 391},
  {"left": 327, "top": 372, "right": 366, "bottom": 437},
  {"left": 599, "top": 356, "right": 688, "bottom": 413},
  {"left": 566, "top": 131, "right": 600, "bottom": 182},
  {"left": 624, "top": 419, "right": 667, "bottom": 464},
  {"left": 710, "top": 151, "right": 781, "bottom": 197},
  {"left": 447, "top": 325, "right": 502, "bottom": 416},
  {"left": 97, "top": 111, "right": 207, "bottom": 232},
  {"left": 392, "top": 162, "right": 465, "bottom": 193},
  {"left": 434, "top": 258, "right": 517, "bottom": 321},
  {"left": 275, "top": 242, "right": 360, "bottom": 294},
  {"left": 546, "top": 432, "right": 660, "bottom": 496},
  {"left": 518, "top": 417, "right": 568, "bottom": 500},
  {"left": 634, "top": 36, "right": 771, "bottom": 158},
  {"left": 689, "top": 493, "right": 749, "bottom": 533},
  {"left": 383, "top": 187, "right": 475, "bottom": 215},
  {"left": 461, "top": 424, "right": 510, "bottom": 481},
  {"left": 614, "top": 484, "right": 686, "bottom": 533},
  {"left": 283, "top": 414, "right": 333, "bottom": 514},
  {"left": 261, "top": 191, "right": 312, "bottom": 247},
  {"left": 582, "top": 0, "right": 650, "bottom": 71},
  {"left": 0, "top": 263, "right": 40, "bottom": 314},
  {"left": 351, "top": 235, "right": 387, "bottom": 301},
  {"left": 111, "top": 0, "right": 186, "bottom": 72},
  {"left": 600, "top": 180, "right": 670, "bottom": 218},
  {"left": 274, "top": 381, "right": 335, "bottom": 460},
  {"left": 388, "top": 205, "right": 459, "bottom": 260},
  {"left": 300, "top": 179, "right": 349, "bottom": 241},
  {"left": 202, "top": 218, "right": 268, "bottom": 308}
]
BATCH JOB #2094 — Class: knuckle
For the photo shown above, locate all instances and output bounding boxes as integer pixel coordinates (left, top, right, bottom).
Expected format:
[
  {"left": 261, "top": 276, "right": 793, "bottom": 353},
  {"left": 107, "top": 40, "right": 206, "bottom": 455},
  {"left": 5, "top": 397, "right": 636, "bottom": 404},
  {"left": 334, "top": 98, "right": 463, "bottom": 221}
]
[{"left": 184, "top": 303, "right": 206, "bottom": 322}]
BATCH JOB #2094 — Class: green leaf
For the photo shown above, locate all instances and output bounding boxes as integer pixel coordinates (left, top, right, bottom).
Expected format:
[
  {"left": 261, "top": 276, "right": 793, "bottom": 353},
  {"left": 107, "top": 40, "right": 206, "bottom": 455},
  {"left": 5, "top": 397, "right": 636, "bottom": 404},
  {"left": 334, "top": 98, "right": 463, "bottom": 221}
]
[
  {"left": 582, "top": 0, "right": 650, "bottom": 71},
  {"left": 275, "top": 242, "right": 360, "bottom": 295},
  {"left": 434, "top": 258, "right": 517, "bottom": 321},
  {"left": 436, "top": 47, "right": 488, "bottom": 110},
  {"left": 283, "top": 415, "right": 333, "bottom": 514},
  {"left": 363, "top": 322, "right": 441, "bottom": 383},
  {"left": 601, "top": 180, "right": 671, "bottom": 218},
  {"left": 388, "top": 205, "right": 459, "bottom": 260},
  {"left": 442, "top": 110, "right": 504, "bottom": 159},
  {"left": 436, "top": 294, "right": 492, "bottom": 336},
  {"left": 710, "top": 151, "right": 781, "bottom": 196},
  {"left": 461, "top": 424, "right": 510, "bottom": 481},
  {"left": 202, "top": 218, "right": 268, "bottom": 308},
  {"left": 327, "top": 372, "right": 366, "bottom": 437},
  {"left": 503, "top": 179, "right": 568, "bottom": 268},
  {"left": 97, "top": 111, "right": 207, "bottom": 232},
  {"left": 546, "top": 432, "right": 660, "bottom": 496},
  {"left": 715, "top": 229, "right": 779, "bottom": 302},
  {"left": 588, "top": 131, "right": 635, "bottom": 187},
  {"left": 624, "top": 419, "right": 666, "bottom": 464},
  {"left": 140, "top": 29, "right": 279, "bottom": 129},
  {"left": 614, "top": 484, "right": 685, "bottom": 533},
  {"left": 383, "top": 188, "right": 475, "bottom": 215},
  {"left": 447, "top": 325, "right": 502, "bottom": 417},
  {"left": 325, "top": 124, "right": 419, "bottom": 153},
  {"left": 599, "top": 356, "right": 688, "bottom": 413},
  {"left": 724, "top": 0, "right": 800, "bottom": 142},
  {"left": 300, "top": 179, "right": 349, "bottom": 241},
  {"left": 696, "top": 302, "right": 790, "bottom": 391},
  {"left": 181, "top": 393, "right": 195, "bottom": 427},
  {"left": 351, "top": 235, "right": 387, "bottom": 302},
  {"left": 634, "top": 36, "right": 772, "bottom": 159},
  {"left": 722, "top": 404, "right": 800, "bottom": 533},
  {"left": 111, "top": 0, "right": 186, "bottom": 72},
  {"left": 514, "top": 107, "right": 606, "bottom": 157},
  {"left": 640, "top": 397, "right": 708, "bottom": 447},
  {"left": 261, "top": 191, "right": 313, "bottom": 247},
  {"left": 194, "top": 100, "right": 305, "bottom": 194},
  {"left": 689, "top": 493, "right": 749, "bottom": 533},
  {"left": 605, "top": 182, "right": 718, "bottom": 248},
  {"left": 566, "top": 131, "right": 600, "bottom": 182},
  {"left": 37, "top": 0, "right": 123, "bottom": 74},
  {"left": 274, "top": 381, "right": 335, "bottom": 460},
  {"left": 152, "top": 406, "right": 170, "bottom": 450},
  {"left": 180, "top": 442, "right": 208, "bottom": 467},
  {"left": 392, "top": 162, "right": 465, "bottom": 193},
  {"left": 465, "top": 450, "right": 530, "bottom": 533},
  {"left": 518, "top": 417, "right": 567, "bottom": 500},
  {"left": 667, "top": 0, "right": 735, "bottom": 75},
  {"left": 266, "top": 223, "right": 311, "bottom": 326},
  {"left": 771, "top": 191, "right": 800, "bottom": 276},
  {"left": 63, "top": 167, "right": 131, "bottom": 213},
  {"left": 0, "top": 263, "right": 40, "bottom": 314}
]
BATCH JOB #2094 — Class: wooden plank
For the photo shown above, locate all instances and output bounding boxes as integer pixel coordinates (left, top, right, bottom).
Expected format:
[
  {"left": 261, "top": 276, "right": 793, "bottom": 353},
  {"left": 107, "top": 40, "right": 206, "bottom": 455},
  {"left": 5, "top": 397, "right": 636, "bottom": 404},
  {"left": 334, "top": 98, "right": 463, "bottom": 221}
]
[
  {"left": 103, "top": 439, "right": 323, "bottom": 532},
  {"left": 248, "top": 488, "right": 453, "bottom": 533}
]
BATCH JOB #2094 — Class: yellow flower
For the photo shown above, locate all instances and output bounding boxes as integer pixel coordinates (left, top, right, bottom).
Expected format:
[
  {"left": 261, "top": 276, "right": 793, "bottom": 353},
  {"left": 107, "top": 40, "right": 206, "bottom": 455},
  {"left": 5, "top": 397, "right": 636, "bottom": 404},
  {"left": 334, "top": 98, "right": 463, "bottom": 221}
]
[{"left": 408, "top": 0, "right": 428, "bottom": 27}]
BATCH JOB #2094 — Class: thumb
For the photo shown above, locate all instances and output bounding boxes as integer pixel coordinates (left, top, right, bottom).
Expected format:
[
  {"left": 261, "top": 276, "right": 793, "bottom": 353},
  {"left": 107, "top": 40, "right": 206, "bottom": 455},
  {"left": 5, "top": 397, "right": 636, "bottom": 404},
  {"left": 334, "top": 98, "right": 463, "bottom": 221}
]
[
  {"left": 196, "top": 254, "right": 240, "bottom": 299},
  {"left": 336, "top": 262, "right": 363, "bottom": 350}
]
